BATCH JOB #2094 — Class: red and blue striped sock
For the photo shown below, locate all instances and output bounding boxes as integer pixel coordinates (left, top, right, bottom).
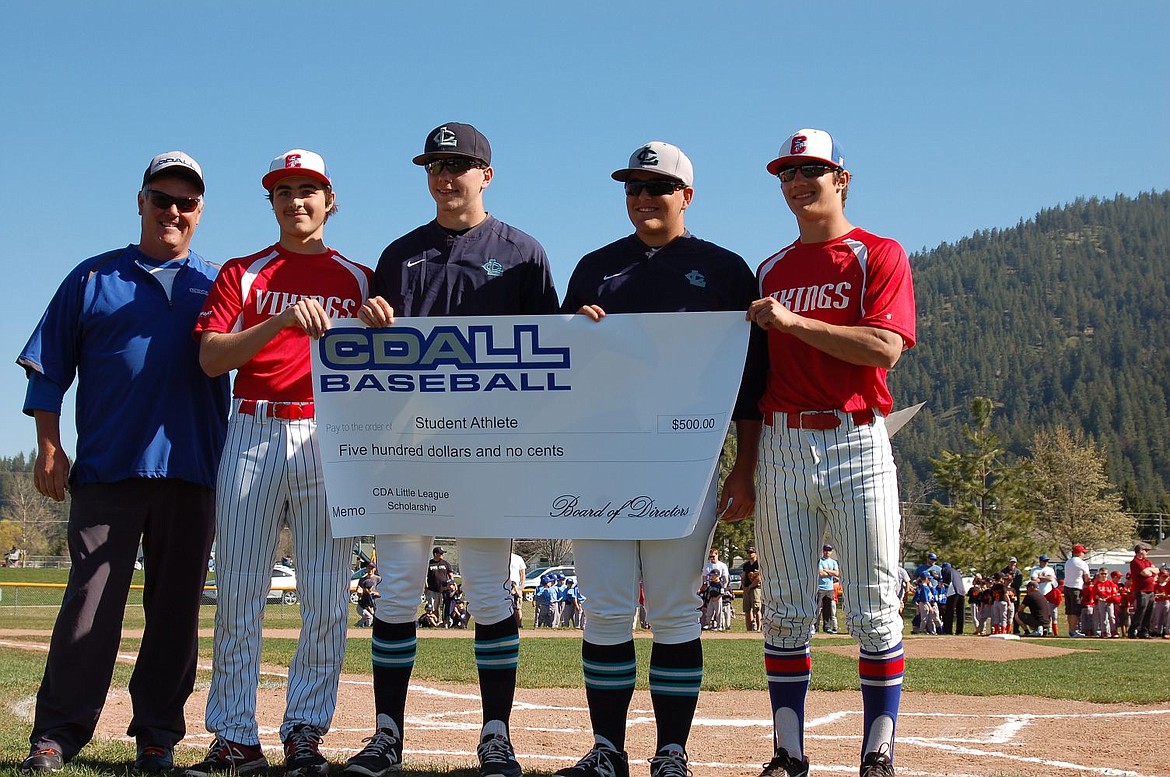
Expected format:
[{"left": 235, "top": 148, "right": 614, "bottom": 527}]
[
  {"left": 764, "top": 641, "right": 811, "bottom": 759},
  {"left": 858, "top": 641, "right": 904, "bottom": 761}
]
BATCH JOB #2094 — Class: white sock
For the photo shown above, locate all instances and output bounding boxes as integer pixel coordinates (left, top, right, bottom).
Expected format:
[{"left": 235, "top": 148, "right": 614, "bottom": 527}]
[
  {"left": 863, "top": 714, "right": 895, "bottom": 756},
  {"left": 375, "top": 714, "right": 400, "bottom": 737},
  {"left": 481, "top": 720, "right": 507, "bottom": 740},
  {"left": 774, "top": 708, "right": 803, "bottom": 760}
]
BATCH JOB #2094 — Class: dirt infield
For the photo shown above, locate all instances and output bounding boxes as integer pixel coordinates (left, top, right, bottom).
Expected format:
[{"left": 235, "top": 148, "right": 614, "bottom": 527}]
[{"left": 4, "top": 630, "right": 1168, "bottom": 777}]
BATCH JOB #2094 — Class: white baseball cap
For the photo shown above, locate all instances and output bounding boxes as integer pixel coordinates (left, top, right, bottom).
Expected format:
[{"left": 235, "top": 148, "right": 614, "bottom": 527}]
[
  {"left": 766, "top": 129, "right": 846, "bottom": 175},
  {"left": 611, "top": 141, "right": 694, "bottom": 187},
  {"left": 262, "top": 149, "right": 331, "bottom": 190},
  {"left": 143, "top": 151, "right": 204, "bottom": 193}
]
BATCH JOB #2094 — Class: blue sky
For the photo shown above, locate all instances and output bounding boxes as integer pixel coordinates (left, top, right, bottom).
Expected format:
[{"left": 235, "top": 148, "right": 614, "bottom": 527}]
[{"left": 2, "top": 2, "right": 1167, "bottom": 458}]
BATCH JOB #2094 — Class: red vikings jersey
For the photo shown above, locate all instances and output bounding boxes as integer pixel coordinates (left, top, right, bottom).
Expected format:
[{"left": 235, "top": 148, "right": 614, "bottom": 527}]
[
  {"left": 1092, "top": 579, "right": 1119, "bottom": 603},
  {"left": 196, "top": 244, "right": 371, "bottom": 401},
  {"left": 756, "top": 227, "right": 916, "bottom": 415}
]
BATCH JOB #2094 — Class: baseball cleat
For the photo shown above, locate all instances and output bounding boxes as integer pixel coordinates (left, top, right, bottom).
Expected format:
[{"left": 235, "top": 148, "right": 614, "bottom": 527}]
[
  {"left": 283, "top": 724, "right": 328, "bottom": 777},
  {"left": 860, "top": 748, "right": 896, "bottom": 777},
  {"left": 477, "top": 721, "right": 521, "bottom": 777},
  {"left": 647, "top": 745, "right": 691, "bottom": 777},
  {"left": 184, "top": 738, "right": 267, "bottom": 777},
  {"left": 21, "top": 748, "right": 65, "bottom": 774},
  {"left": 553, "top": 745, "right": 629, "bottom": 777},
  {"left": 344, "top": 716, "right": 403, "bottom": 776},
  {"left": 758, "top": 747, "right": 809, "bottom": 777}
]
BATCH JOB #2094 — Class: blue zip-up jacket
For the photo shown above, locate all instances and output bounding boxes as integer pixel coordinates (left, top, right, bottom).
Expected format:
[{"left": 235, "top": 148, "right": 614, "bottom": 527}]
[{"left": 18, "top": 245, "right": 230, "bottom": 488}]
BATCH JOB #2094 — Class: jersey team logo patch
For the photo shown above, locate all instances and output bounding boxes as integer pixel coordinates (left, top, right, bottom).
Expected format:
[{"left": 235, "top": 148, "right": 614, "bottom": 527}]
[
  {"left": 636, "top": 146, "right": 659, "bottom": 167},
  {"left": 284, "top": 153, "right": 303, "bottom": 169},
  {"left": 685, "top": 270, "right": 706, "bottom": 288},
  {"left": 434, "top": 127, "right": 458, "bottom": 148},
  {"left": 482, "top": 258, "right": 504, "bottom": 277},
  {"left": 791, "top": 135, "right": 807, "bottom": 155}
]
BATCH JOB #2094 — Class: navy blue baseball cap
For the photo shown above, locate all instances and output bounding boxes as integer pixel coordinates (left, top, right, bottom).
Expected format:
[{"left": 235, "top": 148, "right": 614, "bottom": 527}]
[
  {"left": 413, "top": 122, "right": 492, "bottom": 166},
  {"left": 927, "top": 552, "right": 938, "bottom": 560},
  {"left": 1038, "top": 554, "right": 1049, "bottom": 562}
]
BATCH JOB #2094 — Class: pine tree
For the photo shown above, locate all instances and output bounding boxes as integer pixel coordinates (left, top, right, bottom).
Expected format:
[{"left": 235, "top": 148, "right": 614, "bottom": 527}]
[{"left": 924, "top": 397, "right": 1040, "bottom": 573}]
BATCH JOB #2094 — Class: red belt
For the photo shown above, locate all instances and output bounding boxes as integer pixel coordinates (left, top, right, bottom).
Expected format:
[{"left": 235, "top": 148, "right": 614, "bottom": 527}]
[
  {"left": 767, "top": 408, "right": 875, "bottom": 430},
  {"left": 238, "top": 400, "right": 315, "bottom": 420}
]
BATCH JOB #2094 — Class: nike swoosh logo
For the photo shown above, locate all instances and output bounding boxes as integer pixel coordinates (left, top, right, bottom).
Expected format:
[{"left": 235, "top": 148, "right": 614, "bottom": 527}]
[
  {"left": 602, "top": 271, "right": 628, "bottom": 281},
  {"left": 407, "top": 258, "right": 425, "bottom": 267}
]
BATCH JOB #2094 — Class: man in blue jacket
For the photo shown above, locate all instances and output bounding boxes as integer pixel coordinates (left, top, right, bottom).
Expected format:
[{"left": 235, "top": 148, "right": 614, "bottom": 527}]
[{"left": 16, "top": 152, "right": 230, "bottom": 774}]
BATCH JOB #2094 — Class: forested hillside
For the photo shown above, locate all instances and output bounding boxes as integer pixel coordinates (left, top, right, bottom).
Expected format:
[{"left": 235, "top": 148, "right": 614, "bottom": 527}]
[{"left": 891, "top": 191, "right": 1170, "bottom": 512}]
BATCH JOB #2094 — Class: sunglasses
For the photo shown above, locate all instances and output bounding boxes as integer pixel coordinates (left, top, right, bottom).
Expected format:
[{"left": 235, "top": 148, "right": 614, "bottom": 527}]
[
  {"left": 624, "top": 180, "right": 685, "bottom": 197},
  {"left": 776, "top": 164, "right": 838, "bottom": 183},
  {"left": 143, "top": 188, "right": 202, "bottom": 213},
  {"left": 424, "top": 158, "right": 484, "bottom": 175}
]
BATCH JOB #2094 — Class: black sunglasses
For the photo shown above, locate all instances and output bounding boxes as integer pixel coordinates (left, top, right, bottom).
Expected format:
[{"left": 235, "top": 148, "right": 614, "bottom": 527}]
[
  {"left": 776, "top": 164, "right": 838, "bottom": 183},
  {"left": 424, "top": 158, "right": 484, "bottom": 175},
  {"left": 624, "top": 180, "right": 685, "bottom": 197},
  {"left": 143, "top": 188, "right": 202, "bottom": 213}
]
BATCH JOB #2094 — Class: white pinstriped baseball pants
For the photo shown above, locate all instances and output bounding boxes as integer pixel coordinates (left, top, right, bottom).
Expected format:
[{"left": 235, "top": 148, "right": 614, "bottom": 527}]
[
  {"left": 372, "top": 535, "right": 515, "bottom": 626},
  {"left": 573, "top": 470, "right": 719, "bottom": 645},
  {"left": 205, "top": 405, "right": 352, "bottom": 743},
  {"left": 755, "top": 413, "right": 904, "bottom": 653}
]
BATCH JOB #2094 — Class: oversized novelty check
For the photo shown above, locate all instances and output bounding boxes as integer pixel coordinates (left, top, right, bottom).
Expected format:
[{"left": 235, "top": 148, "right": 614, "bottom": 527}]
[{"left": 312, "top": 311, "right": 749, "bottom": 539}]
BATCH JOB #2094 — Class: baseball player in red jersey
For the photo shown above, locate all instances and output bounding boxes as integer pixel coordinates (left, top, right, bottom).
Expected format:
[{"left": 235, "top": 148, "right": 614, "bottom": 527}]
[
  {"left": 723, "top": 129, "right": 915, "bottom": 777},
  {"left": 186, "top": 150, "right": 372, "bottom": 777},
  {"left": 1090, "top": 568, "right": 1119, "bottom": 637}
]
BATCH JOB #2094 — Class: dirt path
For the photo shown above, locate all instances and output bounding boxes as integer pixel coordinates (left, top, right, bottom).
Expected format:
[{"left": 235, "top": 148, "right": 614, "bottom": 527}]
[{"left": 3, "top": 630, "right": 1166, "bottom": 776}]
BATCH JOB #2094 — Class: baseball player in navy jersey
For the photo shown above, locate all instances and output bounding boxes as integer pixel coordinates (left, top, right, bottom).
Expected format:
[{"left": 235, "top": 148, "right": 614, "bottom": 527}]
[
  {"left": 554, "top": 142, "right": 759, "bottom": 777},
  {"left": 186, "top": 150, "right": 372, "bottom": 777},
  {"left": 17, "top": 152, "right": 229, "bottom": 775},
  {"left": 722, "top": 129, "right": 916, "bottom": 777},
  {"left": 351, "top": 122, "right": 559, "bottom": 777}
]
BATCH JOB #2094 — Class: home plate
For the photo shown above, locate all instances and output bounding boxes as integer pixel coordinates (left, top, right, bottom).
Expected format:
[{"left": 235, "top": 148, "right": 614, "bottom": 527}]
[{"left": 988, "top": 633, "right": 1020, "bottom": 640}]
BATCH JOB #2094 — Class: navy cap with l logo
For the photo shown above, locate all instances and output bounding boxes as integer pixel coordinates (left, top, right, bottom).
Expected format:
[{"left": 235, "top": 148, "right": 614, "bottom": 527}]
[{"left": 413, "top": 122, "right": 492, "bottom": 166}]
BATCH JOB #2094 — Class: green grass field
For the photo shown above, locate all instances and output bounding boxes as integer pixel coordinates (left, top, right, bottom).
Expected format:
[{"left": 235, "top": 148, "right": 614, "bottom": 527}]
[{"left": 2, "top": 570, "right": 1168, "bottom": 775}]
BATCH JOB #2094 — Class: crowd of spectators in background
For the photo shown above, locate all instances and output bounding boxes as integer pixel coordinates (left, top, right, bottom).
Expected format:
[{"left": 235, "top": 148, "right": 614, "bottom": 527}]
[
  {"left": 533, "top": 573, "right": 584, "bottom": 629},
  {"left": 906, "top": 542, "right": 1170, "bottom": 639},
  {"left": 360, "top": 542, "right": 1170, "bottom": 640}
]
